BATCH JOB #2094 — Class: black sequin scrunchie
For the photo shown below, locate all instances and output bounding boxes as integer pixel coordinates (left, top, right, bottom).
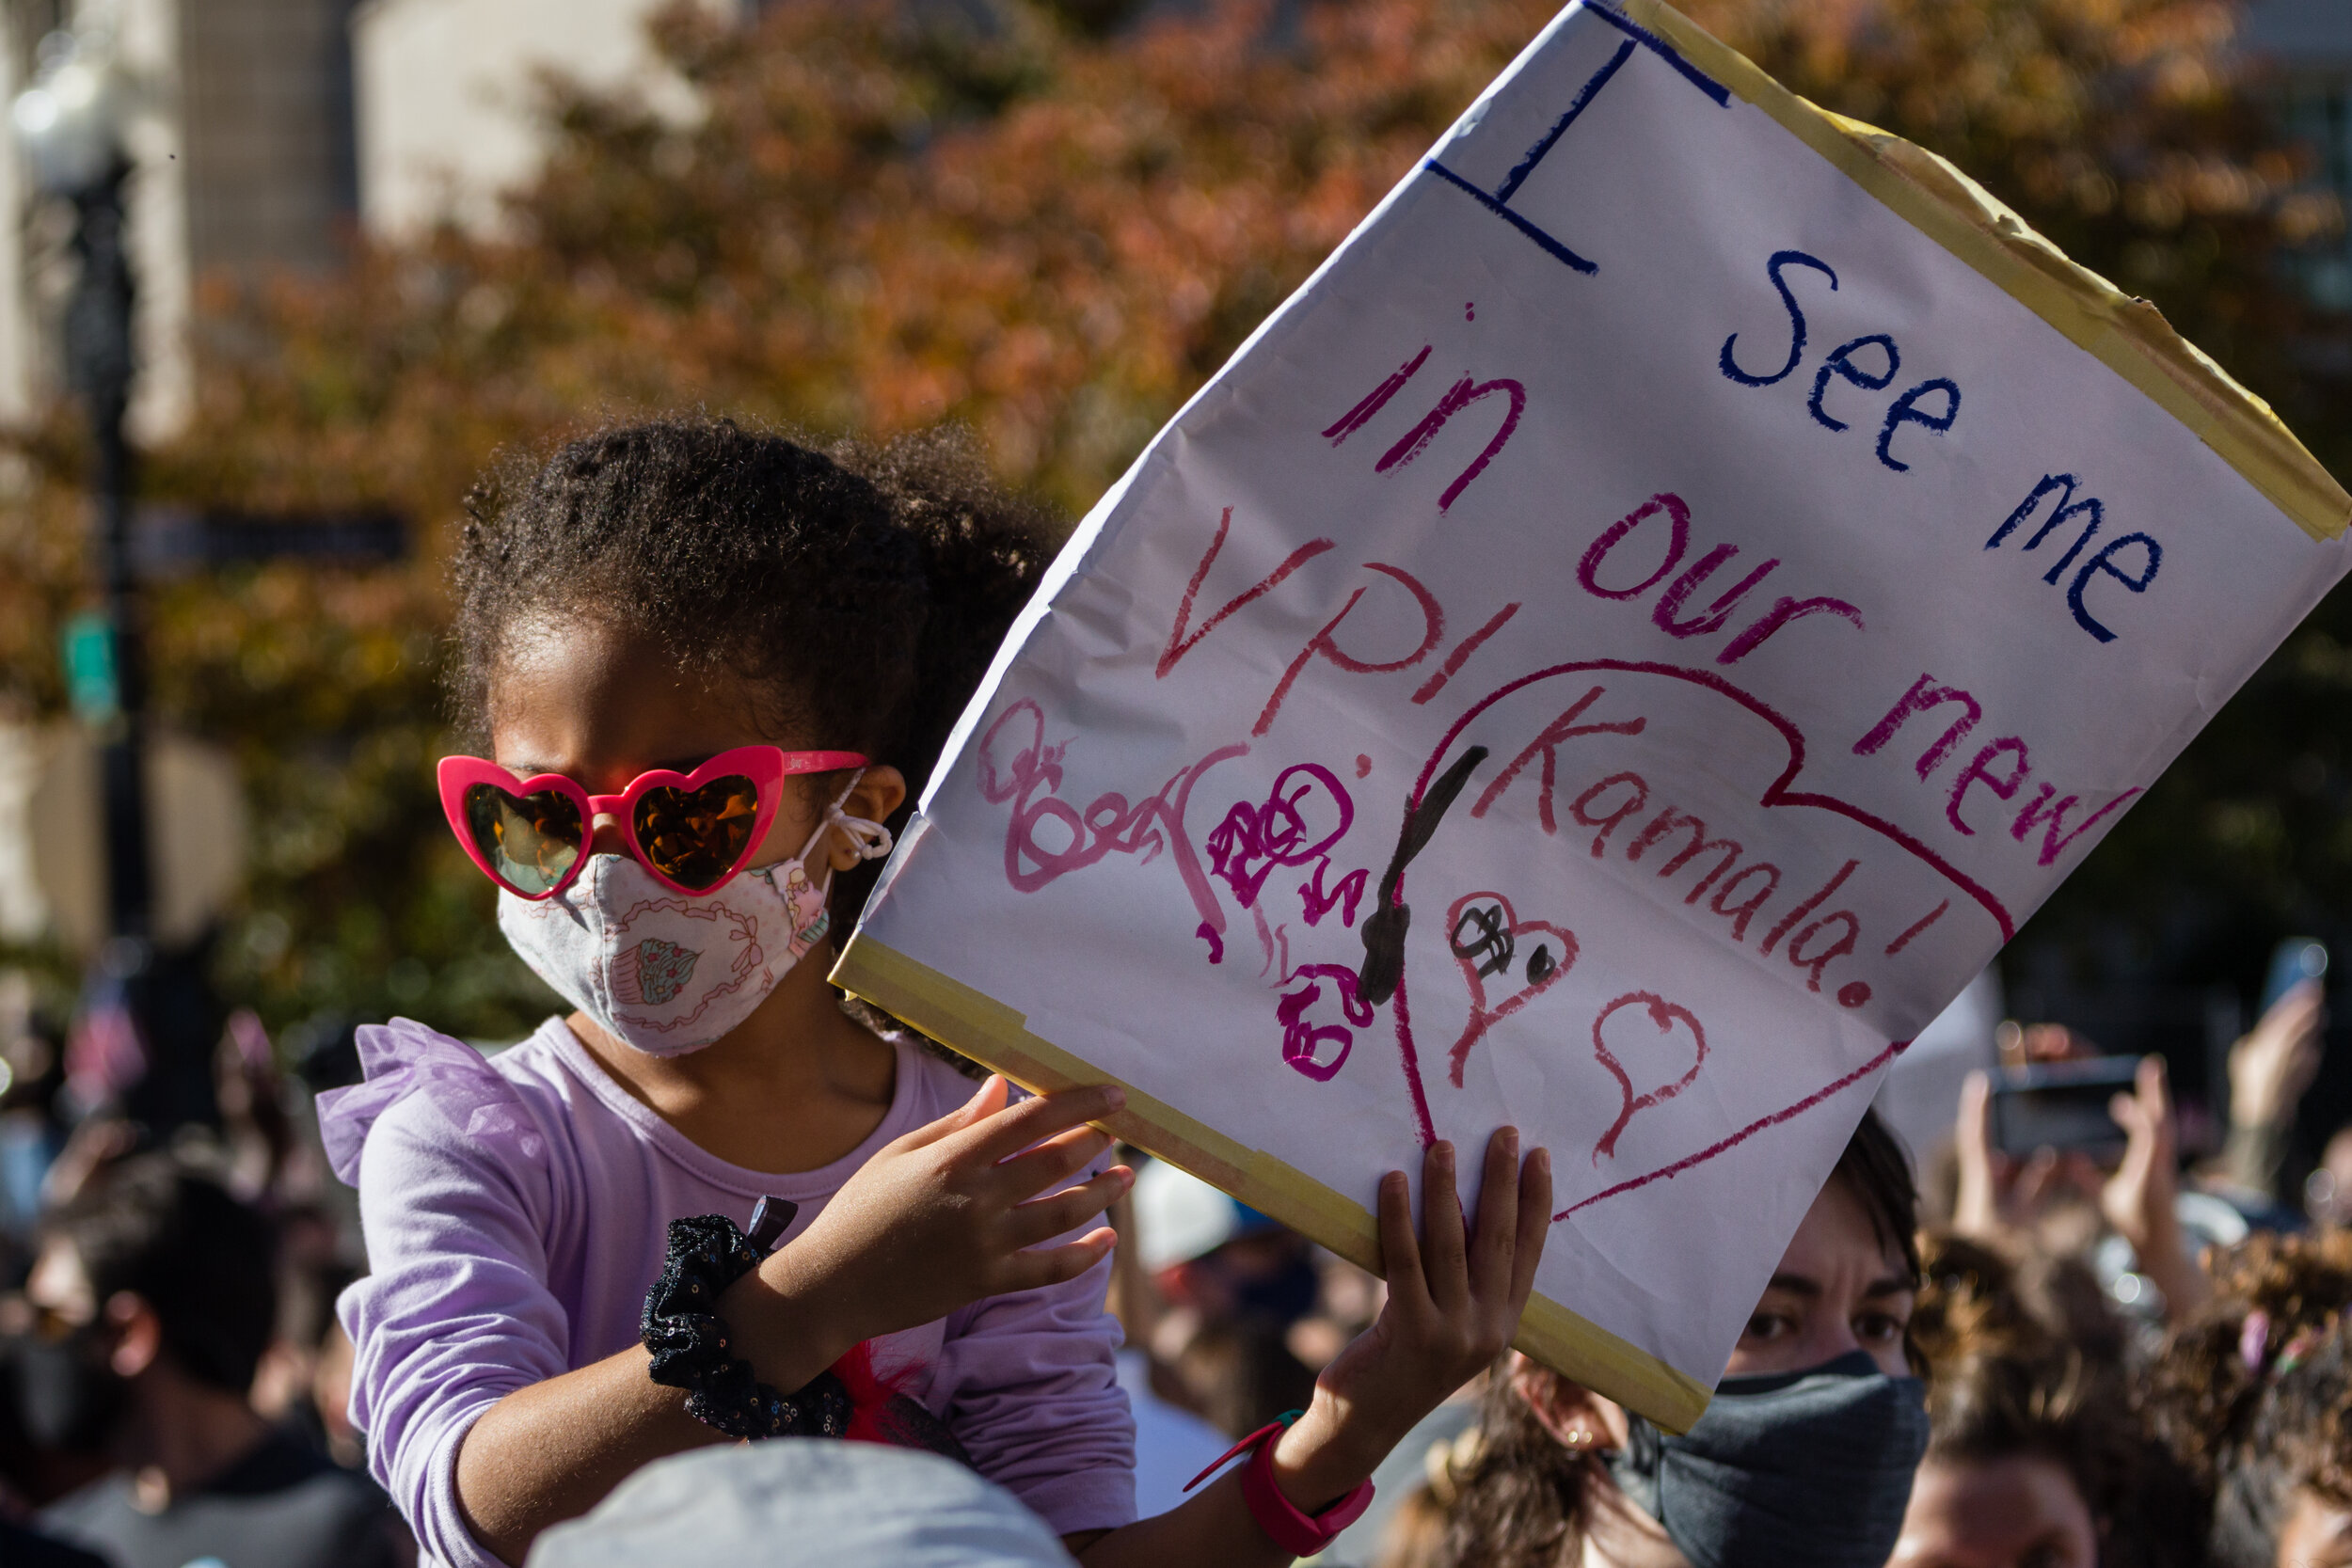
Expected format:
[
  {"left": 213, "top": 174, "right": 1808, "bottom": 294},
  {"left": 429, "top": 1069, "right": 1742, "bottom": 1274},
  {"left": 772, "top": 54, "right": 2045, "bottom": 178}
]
[{"left": 642, "top": 1210, "right": 850, "bottom": 1440}]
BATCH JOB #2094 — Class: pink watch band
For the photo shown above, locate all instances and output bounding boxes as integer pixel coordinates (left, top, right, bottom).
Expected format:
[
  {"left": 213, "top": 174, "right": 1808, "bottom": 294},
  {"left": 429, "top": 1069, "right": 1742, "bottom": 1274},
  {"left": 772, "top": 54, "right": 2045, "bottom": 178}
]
[{"left": 1183, "top": 1415, "right": 1377, "bottom": 1557}]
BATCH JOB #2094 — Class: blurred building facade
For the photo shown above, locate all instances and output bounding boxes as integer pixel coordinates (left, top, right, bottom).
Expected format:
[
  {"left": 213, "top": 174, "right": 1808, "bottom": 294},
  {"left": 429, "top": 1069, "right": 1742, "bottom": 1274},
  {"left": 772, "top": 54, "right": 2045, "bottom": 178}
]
[
  {"left": 2247, "top": 0, "right": 2352, "bottom": 311},
  {"left": 1, "top": 0, "right": 193, "bottom": 436},
  {"left": 183, "top": 0, "right": 362, "bottom": 275},
  {"left": 354, "top": 0, "right": 714, "bottom": 237},
  {"left": 0, "top": 0, "right": 2332, "bottom": 444},
  {"left": 0, "top": 0, "right": 719, "bottom": 436}
]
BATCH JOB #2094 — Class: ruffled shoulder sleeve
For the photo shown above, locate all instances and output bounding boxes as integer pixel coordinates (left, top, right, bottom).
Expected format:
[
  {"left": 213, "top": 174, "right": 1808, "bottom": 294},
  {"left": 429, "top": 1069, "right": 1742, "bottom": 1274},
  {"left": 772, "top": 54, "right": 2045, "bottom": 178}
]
[{"left": 316, "top": 1017, "right": 546, "bottom": 1187}]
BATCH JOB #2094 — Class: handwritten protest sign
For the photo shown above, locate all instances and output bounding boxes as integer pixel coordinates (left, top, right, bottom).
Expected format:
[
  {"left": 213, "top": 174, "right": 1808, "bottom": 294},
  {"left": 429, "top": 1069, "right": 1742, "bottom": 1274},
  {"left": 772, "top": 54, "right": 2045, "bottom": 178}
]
[{"left": 834, "top": 0, "right": 2351, "bottom": 1427}]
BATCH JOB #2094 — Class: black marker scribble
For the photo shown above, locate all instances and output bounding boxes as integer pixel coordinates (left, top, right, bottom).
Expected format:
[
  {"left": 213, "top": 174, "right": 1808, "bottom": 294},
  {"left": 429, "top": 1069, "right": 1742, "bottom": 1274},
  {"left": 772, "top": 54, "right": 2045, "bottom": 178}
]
[
  {"left": 1358, "top": 745, "right": 1489, "bottom": 1005},
  {"left": 1449, "top": 900, "right": 1515, "bottom": 979}
]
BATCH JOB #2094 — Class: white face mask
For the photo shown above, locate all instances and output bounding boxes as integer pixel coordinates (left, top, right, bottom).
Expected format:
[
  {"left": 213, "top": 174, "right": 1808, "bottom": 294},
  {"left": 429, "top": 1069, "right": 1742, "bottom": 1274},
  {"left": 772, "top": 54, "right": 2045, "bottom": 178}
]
[{"left": 499, "top": 779, "right": 893, "bottom": 1057}]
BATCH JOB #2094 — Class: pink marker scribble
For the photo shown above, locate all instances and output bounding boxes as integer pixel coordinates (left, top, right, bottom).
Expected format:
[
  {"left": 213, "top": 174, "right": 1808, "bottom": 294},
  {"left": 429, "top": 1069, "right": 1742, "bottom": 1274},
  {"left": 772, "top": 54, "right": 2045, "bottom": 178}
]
[
  {"left": 1278, "top": 964, "right": 1373, "bottom": 1081},
  {"left": 1299, "top": 860, "right": 1369, "bottom": 928},
  {"left": 977, "top": 698, "right": 1245, "bottom": 939},
  {"left": 1374, "top": 374, "right": 1527, "bottom": 512},
  {"left": 1206, "top": 765, "right": 1354, "bottom": 907},
  {"left": 1561, "top": 1040, "right": 1912, "bottom": 1219}
]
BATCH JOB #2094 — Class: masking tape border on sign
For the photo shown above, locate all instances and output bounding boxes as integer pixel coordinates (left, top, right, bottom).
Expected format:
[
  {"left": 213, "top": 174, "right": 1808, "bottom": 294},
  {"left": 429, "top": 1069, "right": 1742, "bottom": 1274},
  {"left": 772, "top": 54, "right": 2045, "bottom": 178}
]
[
  {"left": 831, "top": 931, "right": 1715, "bottom": 1433},
  {"left": 1613, "top": 0, "right": 2350, "bottom": 544}
]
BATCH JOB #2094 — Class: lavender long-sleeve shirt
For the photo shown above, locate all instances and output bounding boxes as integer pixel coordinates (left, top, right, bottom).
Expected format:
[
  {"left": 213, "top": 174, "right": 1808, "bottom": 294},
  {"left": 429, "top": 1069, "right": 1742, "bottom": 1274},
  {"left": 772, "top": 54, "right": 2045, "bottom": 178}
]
[{"left": 319, "top": 1017, "right": 1136, "bottom": 1568}]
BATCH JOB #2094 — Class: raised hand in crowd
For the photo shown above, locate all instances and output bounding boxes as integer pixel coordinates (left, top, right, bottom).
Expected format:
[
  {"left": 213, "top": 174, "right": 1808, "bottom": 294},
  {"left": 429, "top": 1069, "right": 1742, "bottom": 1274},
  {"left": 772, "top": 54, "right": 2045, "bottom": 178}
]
[
  {"left": 2218, "top": 979, "right": 2327, "bottom": 1208},
  {"left": 1954, "top": 1039, "right": 2204, "bottom": 1323},
  {"left": 2101, "top": 1055, "right": 2208, "bottom": 1321},
  {"left": 1952, "top": 1065, "right": 2088, "bottom": 1240},
  {"left": 1068, "top": 1130, "right": 1549, "bottom": 1568},
  {"left": 1954, "top": 1022, "right": 2106, "bottom": 1243}
]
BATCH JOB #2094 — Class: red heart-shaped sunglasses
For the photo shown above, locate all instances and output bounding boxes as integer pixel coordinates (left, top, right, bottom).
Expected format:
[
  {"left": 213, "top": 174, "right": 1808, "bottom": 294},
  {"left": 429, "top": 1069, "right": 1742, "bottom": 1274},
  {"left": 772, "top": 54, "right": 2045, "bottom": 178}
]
[{"left": 437, "top": 746, "right": 867, "bottom": 899}]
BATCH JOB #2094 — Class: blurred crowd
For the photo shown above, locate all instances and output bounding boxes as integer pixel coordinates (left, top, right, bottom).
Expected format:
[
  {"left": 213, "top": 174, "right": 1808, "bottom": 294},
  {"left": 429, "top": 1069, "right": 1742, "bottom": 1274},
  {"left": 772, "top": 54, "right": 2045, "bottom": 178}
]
[
  {"left": 0, "top": 978, "right": 394, "bottom": 1567},
  {"left": 6, "top": 966, "right": 2352, "bottom": 1567},
  {"left": 1337, "top": 973, "right": 2352, "bottom": 1568}
]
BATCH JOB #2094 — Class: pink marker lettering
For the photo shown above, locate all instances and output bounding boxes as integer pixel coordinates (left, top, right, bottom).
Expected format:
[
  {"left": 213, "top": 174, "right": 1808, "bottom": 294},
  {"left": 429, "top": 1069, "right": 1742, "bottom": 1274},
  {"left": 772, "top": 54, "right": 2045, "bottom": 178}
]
[{"left": 1252, "top": 563, "right": 1445, "bottom": 736}]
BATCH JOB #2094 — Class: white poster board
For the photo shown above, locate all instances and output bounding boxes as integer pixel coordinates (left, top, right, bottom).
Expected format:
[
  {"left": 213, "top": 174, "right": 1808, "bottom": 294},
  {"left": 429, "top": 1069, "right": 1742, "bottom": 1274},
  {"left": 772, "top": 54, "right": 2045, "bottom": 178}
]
[{"left": 836, "top": 0, "right": 2349, "bottom": 1427}]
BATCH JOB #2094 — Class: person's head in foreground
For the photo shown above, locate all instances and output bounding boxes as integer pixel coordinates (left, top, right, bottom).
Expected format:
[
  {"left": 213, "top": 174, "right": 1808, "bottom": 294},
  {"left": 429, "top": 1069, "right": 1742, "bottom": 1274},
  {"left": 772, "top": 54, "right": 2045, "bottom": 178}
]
[
  {"left": 530, "top": 1439, "right": 1078, "bottom": 1568},
  {"left": 1888, "top": 1232, "right": 2198, "bottom": 1568},
  {"left": 2149, "top": 1227, "right": 2352, "bottom": 1568},
  {"left": 1438, "top": 1108, "right": 1924, "bottom": 1568}
]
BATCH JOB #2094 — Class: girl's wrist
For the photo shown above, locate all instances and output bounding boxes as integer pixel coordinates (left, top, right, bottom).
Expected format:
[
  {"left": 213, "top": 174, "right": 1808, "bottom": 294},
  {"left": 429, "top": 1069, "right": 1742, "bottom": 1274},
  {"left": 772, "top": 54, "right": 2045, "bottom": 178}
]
[
  {"left": 720, "top": 1246, "right": 856, "bottom": 1394},
  {"left": 1267, "top": 1390, "right": 1390, "bottom": 1514}
]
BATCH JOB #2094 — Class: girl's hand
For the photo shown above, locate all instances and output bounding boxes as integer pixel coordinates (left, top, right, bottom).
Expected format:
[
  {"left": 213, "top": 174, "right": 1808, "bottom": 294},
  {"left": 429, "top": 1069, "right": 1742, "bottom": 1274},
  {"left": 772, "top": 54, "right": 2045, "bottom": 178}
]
[
  {"left": 728, "top": 1075, "right": 1131, "bottom": 1386},
  {"left": 1270, "top": 1129, "right": 1551, "bottom": 1509}
]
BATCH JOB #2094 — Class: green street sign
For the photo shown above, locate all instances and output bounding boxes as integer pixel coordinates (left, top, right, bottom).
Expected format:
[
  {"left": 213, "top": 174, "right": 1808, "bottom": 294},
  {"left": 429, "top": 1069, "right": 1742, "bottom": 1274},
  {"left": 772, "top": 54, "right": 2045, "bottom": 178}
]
[{"left": 62, "top": 611, "right": 119, "bottom": 721}]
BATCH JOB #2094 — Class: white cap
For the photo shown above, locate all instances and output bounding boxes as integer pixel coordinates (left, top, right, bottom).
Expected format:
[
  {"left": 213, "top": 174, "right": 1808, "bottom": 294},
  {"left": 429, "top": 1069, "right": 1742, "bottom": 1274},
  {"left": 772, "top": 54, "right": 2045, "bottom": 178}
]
[
  {"left": 526, "top": 1442, "right": 1075, "bottom": 1568},
  {"left": 1134, "top": 1159, "right": 1248, "bottom": 1274}
]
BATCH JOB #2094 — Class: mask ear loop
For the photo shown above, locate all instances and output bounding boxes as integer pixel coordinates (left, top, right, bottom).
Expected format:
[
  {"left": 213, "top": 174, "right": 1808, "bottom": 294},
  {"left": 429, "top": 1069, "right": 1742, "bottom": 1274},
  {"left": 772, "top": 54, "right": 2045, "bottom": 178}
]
[
  {"left": 785, "top": 770, "right": 896, "bottom": 893},
  {"left": 827, "top": 773, "right": 897, "bottom": 863}
]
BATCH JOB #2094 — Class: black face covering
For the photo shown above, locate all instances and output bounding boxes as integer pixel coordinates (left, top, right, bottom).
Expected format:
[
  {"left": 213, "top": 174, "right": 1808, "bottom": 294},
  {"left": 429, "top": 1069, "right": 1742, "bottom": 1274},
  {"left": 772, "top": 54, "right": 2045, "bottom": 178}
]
[
  {"left": 6, "top": 1328, "right": 128, "bottom": 1453},
  {"left": 1606, "top": 1349, "right": 1930, "bottom": 1568}
]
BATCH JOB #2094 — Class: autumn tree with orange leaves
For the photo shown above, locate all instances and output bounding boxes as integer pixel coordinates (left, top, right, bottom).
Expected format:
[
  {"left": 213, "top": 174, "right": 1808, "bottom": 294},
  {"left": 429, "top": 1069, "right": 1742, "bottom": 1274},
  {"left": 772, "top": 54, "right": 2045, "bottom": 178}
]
[{"left": 0, "top": 0, "right": 2343, "bottom": 1047}]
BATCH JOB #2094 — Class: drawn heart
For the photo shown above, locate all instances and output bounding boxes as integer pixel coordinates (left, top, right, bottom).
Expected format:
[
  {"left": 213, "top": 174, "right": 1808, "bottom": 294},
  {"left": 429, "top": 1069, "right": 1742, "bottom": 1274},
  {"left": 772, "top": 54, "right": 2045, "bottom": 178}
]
[
  {"left": 1379, "top": 660, "right": 1934, "bottom": 1222},
  {"left": 1442, "top": 890, "right": 1578, "bottom": 1086},
  {"left": 1591, "top": 992, "right": 1707, "bottom": 1162}
]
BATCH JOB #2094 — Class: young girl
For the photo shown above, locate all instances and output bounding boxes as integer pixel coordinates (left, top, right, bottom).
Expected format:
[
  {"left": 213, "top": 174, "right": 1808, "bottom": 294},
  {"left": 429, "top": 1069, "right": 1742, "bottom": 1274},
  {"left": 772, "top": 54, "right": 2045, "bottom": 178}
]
[{"left": 319, "top": 419, "right": 1552, "bottom": 1568}]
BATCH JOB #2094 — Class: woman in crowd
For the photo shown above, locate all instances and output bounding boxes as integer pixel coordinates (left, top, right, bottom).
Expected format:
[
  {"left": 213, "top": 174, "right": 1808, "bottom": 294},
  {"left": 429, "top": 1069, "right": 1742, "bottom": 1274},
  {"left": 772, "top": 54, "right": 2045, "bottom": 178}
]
[
  {"left": 1430, "top": 1108, "right": 1928, "bottom": 1568},
  {"left": 321, "top": 419, "right": 1555, "bottom": 1567},
  {"left": 1888, "top": 1233, "right": 2198, "bottom": 1568}
]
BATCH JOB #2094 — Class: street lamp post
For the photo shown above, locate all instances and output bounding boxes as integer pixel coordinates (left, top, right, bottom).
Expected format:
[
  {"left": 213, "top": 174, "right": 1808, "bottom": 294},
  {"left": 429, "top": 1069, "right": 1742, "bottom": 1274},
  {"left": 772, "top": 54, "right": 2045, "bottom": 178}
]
[
  {"left": 9, "top": 27, "right": 233, "bottom": 1136},
  {"left": 8, "top": 30, "right": 407, "bottom": 1134},
  {"left": 14, "top": 28, "right": 151, "bottom": 955}
]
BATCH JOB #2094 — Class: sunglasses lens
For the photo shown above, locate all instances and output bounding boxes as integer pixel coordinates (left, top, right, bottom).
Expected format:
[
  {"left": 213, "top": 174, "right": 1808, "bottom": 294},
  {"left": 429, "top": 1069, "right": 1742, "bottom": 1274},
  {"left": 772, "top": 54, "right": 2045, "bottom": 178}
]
[
  {"left": 463, "top": 784, "right": 584, "bottom": 895},
  {"left": 633, "top": 776, "right": 760, "bottom": 891}
]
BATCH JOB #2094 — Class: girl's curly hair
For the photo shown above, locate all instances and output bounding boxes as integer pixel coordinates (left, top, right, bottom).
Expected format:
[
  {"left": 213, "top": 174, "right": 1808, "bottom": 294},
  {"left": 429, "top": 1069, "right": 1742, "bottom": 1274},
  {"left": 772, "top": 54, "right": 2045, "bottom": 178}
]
[
  {"left": 2211, "top": 1327, "right": 2352, "bottom": 1567},
  {"left": 449, "top": 416, "right": 1055, "bottom": 934},
  {"left": 2146, "top": 1227, "right": 2352, "bottom": 1567}
]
